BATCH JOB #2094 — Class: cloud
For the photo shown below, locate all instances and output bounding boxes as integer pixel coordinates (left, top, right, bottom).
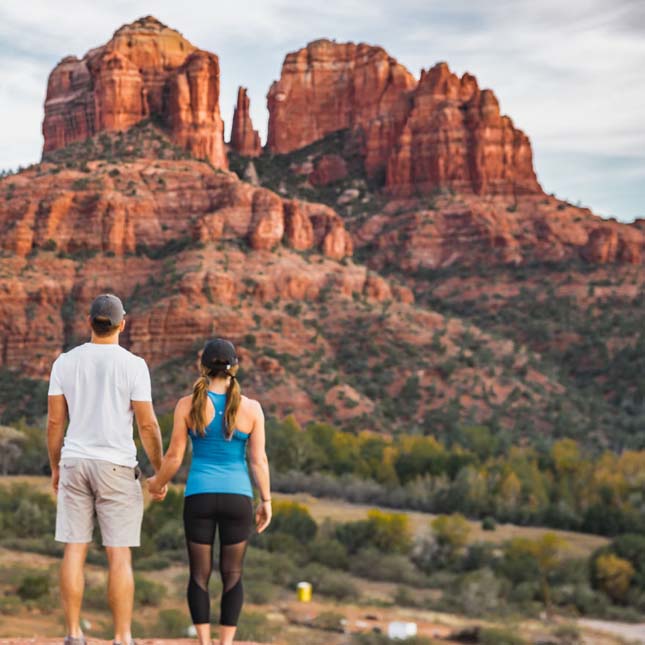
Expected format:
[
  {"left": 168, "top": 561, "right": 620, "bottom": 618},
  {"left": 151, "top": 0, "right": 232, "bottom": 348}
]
[{"left": 0, "top": 0, "right": 643, "bottom": 221}]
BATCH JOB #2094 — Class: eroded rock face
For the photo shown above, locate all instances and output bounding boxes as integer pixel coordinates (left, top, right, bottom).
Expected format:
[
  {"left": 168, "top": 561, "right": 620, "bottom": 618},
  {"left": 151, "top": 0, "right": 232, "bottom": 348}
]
[
  {"left": 385, "top": 63, "right": 541, "bottom": 196},
  {"left": 354, "top": 195, "right": 645, "bottom": 272},
  {"left": 230, "top": 87, "right": 262, "bottom": 157},
  {"left": 42, "top": 16, "right": 227, "bottom": 168},
  {"left": 267, "top": 41, "right": 540, "bottom": 196},
  {"left": 0, "top": 161, "right": 353, "bottom": 261},
  {"left": 266, "top": 38, "right": 417, "bottom": 179}
]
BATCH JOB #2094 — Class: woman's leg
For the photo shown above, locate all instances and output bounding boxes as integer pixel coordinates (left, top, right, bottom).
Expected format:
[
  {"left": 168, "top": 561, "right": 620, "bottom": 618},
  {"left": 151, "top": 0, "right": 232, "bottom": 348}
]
[
  {"left": 216, "top": 495, "right": 253, "bottom": 645},
  {"left": 184, "top": 495, "right": 218, "bottom": 645}
]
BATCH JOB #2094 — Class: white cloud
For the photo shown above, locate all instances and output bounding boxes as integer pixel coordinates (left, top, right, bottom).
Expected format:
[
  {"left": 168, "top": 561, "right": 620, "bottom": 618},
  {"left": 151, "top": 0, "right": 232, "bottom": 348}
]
[{"left": 0, "top": 0, "right": 643, "bottom": 221}]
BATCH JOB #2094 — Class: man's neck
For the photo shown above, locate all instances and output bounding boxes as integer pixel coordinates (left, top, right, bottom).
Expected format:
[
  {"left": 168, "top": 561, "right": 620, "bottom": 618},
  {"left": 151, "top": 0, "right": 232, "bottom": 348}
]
[{"left": 90, "top": 333, "right": 120, "bottom": 345}]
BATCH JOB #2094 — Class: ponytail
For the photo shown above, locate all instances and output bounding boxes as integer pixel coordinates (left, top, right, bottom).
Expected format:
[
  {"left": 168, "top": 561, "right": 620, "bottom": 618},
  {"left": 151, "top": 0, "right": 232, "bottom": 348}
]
[
  {"left": 190, "top": 364, "right": 242, "bottom": 439},
  {"left": 189, "top": 368, "right": 210, "bottom": 436},
  {"left": 224, "top": 367, "right": 241, "bottom": 440}
]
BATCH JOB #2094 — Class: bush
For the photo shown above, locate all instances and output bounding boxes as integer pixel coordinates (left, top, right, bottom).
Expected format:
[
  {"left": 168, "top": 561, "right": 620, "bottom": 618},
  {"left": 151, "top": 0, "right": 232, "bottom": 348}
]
[
  {"left": 154, "top": 520, "right": 185, "bottom": 551},
  {"left": 84, "top": 584, "right": 110, "bottom": 610},
  {"left": 308, "top": 537, "right": 349, "bottom": 569},
  {"left": 480, "top": 627, "right": 526, "bottom": 645},
  {"left": 269, "top": 500, "right": 318, "bottom": 541},
  {"left": 234, "top": 610, "right": 280, "bottom": 642},
  {"left": 552, "top": 623, "right": 582, "bottom": 645},
  {"left": 134, "top": 554, "right": 172, "bottom": 571},
  {"left": 350, "top": 548, "right": 421, "bottom": 585},
  {"left": 155, "top": 608, "right": 190, "bottom": 638},
  {"left": 300, "top": 563, "right": 359, "bottom": 600},
  {"left": 313, "top": 610, "right": 345, "bottom": 632},
  {"left": 482, "top": 517, "right": 497, "bottom": 531},
  {"left": 244, "top": 579, "right": 275, "bottom": 604},
  {"left": 134, "top": 575, "right": 166, "bottom": 606},
  {"left": 17, "top": 573, "right": 50, "bottom": 600}
]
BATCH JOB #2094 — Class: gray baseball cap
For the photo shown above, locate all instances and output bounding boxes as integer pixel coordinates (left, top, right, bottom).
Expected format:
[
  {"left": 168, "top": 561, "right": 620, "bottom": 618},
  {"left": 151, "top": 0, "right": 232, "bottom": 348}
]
[{"left": 89, "top": 294, "right": 126, "bottom": 325}]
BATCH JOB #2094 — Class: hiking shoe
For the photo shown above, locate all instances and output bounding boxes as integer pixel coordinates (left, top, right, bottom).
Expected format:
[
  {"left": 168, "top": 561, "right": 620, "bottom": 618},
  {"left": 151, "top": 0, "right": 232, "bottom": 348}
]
[
  {"left": 64, "top": 637, "right": 86, "bottom": 645},
  {"left": 113, "top": 641, "right": 137, "bottom": 645}
]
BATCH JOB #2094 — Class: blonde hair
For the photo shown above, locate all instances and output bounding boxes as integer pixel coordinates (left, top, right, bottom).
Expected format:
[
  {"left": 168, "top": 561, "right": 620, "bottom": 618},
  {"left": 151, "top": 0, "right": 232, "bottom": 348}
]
[{"left": 189, "top": 363, "right": 241, "bottom": 439}]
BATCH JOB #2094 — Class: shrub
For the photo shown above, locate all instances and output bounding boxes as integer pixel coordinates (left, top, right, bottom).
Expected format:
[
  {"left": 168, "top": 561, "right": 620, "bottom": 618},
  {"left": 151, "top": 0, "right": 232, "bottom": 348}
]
[
  {"left": 17, "top": 573, "right": 50, "bottom": 600},
  {"left": 308, "top": 537, "right": 349, "bottom": 569},
  {"left": 482, "top": 517, "right": 497, "bottom": 531},
  {"left": 134, "top": 575, "right": 167, "bottom": 606},
  {"left": 269, "top": 500, "right": 317, "bottom": 541},
  {"left": 234, "top": 610, "right": 280, "bottom": 642},
  {"left": 155, "top": 608, "right": 189, "bottom": 638},
  {"left": 84, "top": 583, "right": 110, "bottom": 610},
  {"left": 552, "top": 623, "right": 582, "bottom": 645},
  {"left": 350, "top": 548, "right": 421, "bottom": 585},
  {"left": 480, "top": 627, "right": 526, "bottom": 645},
  {"left": 313, "top": 610, "right": 345, "bottom": 632},
  {"left": 300, "top": 563, "right": 358, "bottom": 600}
]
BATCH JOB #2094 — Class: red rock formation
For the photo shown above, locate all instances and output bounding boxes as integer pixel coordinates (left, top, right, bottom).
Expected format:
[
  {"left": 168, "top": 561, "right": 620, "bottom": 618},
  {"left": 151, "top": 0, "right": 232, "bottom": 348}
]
[
  {"left": 267, "top": 42, "right": 540, "bottom": 196},
  {"left": 0, "top": 160, "right": 352, "bottom": 262},
  {"left": 42, "top": 16, "right": 227, "bottom": 168},
  {"left": 385, "top": 63, "right": 541, "bottom": 196},
  {"left": 266, "top": 39, "right": 416, "bottom": 178},
  {"left": 230, "top": 87, "right": 262, "bottom": 156},
  {"left": 354, "top": 194, "right": 645, "bottom": 272}
]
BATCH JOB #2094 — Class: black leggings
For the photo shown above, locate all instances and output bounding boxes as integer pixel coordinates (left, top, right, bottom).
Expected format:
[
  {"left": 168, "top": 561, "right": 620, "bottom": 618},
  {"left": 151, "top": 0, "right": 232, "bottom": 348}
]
[{"left": 183, "top": 493, "right": 254, "bottom": 626}]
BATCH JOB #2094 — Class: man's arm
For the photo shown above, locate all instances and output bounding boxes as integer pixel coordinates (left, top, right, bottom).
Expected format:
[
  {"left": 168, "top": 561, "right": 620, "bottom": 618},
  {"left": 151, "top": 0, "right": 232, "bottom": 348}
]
[
  {"left": 47, "top": 395, "right": 68, "bottom": 494},
  {"left": 132, "top": 400, "right": 163, "bottom": 472}
]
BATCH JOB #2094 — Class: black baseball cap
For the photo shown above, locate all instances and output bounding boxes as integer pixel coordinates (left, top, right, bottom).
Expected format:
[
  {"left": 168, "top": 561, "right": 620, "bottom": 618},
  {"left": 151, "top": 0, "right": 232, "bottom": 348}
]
[
  {"left": 89, "top": 294, "right": 126, "bottom": 325},
  {"left": 201, "top": 338, "right": 238, "bottom": 371}
]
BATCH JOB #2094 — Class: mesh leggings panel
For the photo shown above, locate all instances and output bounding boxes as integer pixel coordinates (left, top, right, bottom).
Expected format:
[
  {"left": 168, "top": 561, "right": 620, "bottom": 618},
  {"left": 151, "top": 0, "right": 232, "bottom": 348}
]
[{"left": 183, "top": 493, "right": 253, "bottom": 626}]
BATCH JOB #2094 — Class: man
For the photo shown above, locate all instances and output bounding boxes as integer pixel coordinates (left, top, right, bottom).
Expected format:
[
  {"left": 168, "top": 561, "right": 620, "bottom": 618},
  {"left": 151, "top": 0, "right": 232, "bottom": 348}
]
[{"left": 47, "top": 294, "right": 167, "bottom": 645}]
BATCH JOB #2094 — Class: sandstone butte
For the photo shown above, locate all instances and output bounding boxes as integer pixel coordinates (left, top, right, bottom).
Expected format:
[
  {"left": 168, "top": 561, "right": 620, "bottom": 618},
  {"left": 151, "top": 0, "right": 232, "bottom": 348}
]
[
  {"left": 0, "top": 17, "right": 643, "bottom": 433},
  {"left": 266, "top": 39, "right": 540, "bottom": 196},
  {"left": 230, "top": 87, "right": 262, "bottom": 157},
  {"left": 42, "top": 16, "right": 227, "bottom": 168}
]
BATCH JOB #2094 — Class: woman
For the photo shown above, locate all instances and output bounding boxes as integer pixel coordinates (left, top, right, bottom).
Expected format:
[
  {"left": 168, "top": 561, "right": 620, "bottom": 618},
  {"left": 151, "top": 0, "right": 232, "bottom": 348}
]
[{"left": 147, "top": 338, "right": 271, "bottom": 645}]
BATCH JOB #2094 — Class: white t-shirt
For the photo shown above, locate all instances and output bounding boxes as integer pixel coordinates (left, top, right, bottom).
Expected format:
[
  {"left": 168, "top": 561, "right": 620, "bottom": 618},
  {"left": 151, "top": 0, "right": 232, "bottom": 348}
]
[{"left": 48, "top": 342, "right": 152, "bottom": 467}]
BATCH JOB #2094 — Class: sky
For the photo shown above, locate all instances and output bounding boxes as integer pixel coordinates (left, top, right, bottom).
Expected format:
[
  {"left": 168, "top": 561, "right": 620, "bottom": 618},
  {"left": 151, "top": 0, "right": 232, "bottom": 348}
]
[{"left": 1, "top": 0, "right": 643, "bottom": 222}]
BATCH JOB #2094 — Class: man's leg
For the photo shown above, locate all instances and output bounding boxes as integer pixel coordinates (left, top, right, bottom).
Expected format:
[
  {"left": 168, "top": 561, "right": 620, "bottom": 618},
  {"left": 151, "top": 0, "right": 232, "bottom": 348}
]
[
  {"left": 60, "top": 542, "right": 90, "bottom": 639},
  {"left": 106, "top": 546, "right": 134, "bottom": 644},
  {"left": 93, "top": 460, "right": 144, "bottom": 644}
]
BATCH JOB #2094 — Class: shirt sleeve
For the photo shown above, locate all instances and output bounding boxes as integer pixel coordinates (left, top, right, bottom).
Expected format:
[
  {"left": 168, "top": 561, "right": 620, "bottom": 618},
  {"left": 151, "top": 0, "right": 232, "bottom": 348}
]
[
  {"left": 131, "top": 358, "right": 152, "bottom": 402},
  {"left": 47, "top": 356, "right": 64, "bottom": 396}
]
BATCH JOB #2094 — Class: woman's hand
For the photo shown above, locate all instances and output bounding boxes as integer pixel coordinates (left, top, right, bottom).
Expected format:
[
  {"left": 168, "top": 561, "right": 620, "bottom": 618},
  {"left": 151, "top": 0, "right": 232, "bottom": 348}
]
[
  {"left": 147, "top": 475, "right": 168, "bottom": 502},
  {"left": 255, "top": 500, "right": 272, "bottom": 533}
]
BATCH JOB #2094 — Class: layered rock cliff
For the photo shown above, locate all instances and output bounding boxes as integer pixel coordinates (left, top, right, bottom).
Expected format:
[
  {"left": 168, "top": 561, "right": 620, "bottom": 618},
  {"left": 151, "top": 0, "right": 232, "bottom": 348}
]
[
  {"left": 0, "top": 157, "right": 351, "bottom": 260},
  {"left": 266, "top": 40, "right": 540, "bottom": 196},
  {"left": 42, "top": 16, "right": 227, "bottom": 168},
  {"left": 385, "top": 63, "right": 540, "bottom": 196},
  {"left": 266, "top": 39, "right": 417, "bottom": 179}
]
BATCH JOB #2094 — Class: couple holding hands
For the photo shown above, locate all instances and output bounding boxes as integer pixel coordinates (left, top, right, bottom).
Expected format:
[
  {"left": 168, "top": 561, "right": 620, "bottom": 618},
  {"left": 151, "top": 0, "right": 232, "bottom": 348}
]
[{"left": 47, "top": 294, "right": 271, "bottom": 645}]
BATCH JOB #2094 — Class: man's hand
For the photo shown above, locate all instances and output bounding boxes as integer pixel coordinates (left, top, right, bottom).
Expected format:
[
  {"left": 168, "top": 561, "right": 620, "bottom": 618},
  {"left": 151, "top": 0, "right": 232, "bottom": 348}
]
[
  {"left": 146, "top": 475, "right": 168, "bottom": 502},
  {"left": 51, "top": 467, "right": 60, "bottom": 495}
]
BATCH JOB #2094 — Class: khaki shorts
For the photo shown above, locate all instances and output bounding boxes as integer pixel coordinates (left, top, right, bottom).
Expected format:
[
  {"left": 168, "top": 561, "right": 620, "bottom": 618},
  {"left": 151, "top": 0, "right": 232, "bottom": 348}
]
[{"left": 55, "top": 458, "right": 144, "bottom": 547}]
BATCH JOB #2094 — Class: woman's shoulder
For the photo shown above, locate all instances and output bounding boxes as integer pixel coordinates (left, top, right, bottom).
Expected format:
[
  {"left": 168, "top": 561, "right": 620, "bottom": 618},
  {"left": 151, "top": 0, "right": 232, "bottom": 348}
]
[
  {"left": 175, "top": 394, "right": 193, "bottom": 411},
  {"left": 240, "top": 394, "right": 263, "bottom": 414}
]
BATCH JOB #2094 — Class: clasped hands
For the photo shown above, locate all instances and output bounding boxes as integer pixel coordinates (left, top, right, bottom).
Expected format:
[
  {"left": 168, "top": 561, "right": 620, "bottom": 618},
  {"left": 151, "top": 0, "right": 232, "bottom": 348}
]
[{"left": 146, "top": 474, "right": 168, "bottom": 501}]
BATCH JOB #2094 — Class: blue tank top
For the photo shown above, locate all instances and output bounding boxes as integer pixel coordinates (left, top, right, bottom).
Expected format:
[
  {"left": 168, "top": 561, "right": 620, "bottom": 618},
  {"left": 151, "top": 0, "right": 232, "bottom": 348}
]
[{"left": 184, "top": 391, "right": 253, "bottom": 498}]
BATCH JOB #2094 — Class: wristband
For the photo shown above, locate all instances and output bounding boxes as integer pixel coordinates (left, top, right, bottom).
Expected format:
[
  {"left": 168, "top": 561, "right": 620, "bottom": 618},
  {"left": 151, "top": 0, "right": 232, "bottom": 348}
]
[{"left": 261, "top": 498, "right": 272, "bottom": 503}]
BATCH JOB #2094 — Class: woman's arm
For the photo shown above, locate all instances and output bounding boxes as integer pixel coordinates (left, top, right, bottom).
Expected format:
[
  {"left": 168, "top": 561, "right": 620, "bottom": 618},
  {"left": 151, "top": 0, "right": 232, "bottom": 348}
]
[
  {"left": 147, "top": 397, "right": 190, "bottom": 495},
  {"left": 248, "top": 400, "right": 271, "bottom": 532}
]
